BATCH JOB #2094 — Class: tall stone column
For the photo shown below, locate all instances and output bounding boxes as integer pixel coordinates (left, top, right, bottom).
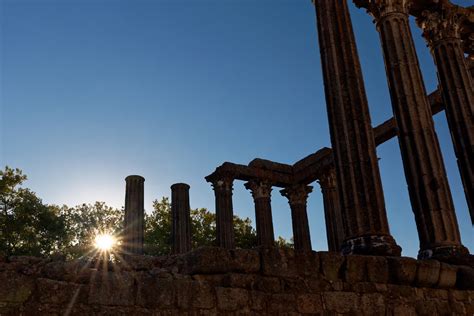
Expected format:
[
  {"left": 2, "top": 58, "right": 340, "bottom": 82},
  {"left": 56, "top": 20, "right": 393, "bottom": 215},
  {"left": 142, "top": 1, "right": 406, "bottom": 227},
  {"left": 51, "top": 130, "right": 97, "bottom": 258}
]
[
  {"left": 312, "top": 0, "right": 400, "bottom": 256},
  {"left": 417, "top": 7, "right": 474, "bottom": 225},
  {"left": 171, "top": 183, "right": 192, "bottom": 254},
  {"left": 358, "top": 0, "right": 468, "bottom": 259},
  {"left": 212, "top": 177, "right": 235, "bottom": 249},
  {"left": 124, "top": 175, "right": 145, "bottom": 255},
  {"left": 318, "top": 167, "right": 344, "bottom": 252},
  {"left": 280, "top": 185, "right": 313, "bottom": 252},
  {"left": 245, "top": 181, "right": 275, "bottom": 247}
]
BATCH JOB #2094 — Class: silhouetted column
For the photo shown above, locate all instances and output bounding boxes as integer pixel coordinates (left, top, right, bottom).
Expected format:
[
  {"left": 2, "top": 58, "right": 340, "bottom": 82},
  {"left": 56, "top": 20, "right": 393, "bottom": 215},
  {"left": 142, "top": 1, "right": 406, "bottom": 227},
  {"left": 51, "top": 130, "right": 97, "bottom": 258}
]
[
  {"left": 312, "top": 0, "right": 400, "bottom": 256},
  {"left": 124, "top": 175, "right": 145, "bottom": 255},
  {"left": 318, "top": 167, "right": 344, "bottom": 252},
  {"left": 417, "top": 7, "right": 474, "bottom": 225},
  {"left": 281, "top": 185, "right": 313, "bottom": 252},
  {"left": 212, "top": 177, "right": 235, "bottom": 249},
  {"left": 359, "top": 0, "right": 468, "bottom": 259},
  {"left": 245, "top": 180, "right": 275, "bottom": 247},
  {"left": 469, "top": 54, "right": 474, "bottom": 79},
  {"left": 171, "top": 183, "right": 192, "bottom": 254}
]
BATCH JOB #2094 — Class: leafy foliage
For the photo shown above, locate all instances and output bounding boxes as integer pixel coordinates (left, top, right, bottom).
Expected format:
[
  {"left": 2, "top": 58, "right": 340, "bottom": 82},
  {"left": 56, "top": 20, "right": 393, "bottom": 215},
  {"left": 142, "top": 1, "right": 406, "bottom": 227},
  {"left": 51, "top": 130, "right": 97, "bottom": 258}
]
[{"left": 0, "top": 167, "right": 68, "bottom": 256}]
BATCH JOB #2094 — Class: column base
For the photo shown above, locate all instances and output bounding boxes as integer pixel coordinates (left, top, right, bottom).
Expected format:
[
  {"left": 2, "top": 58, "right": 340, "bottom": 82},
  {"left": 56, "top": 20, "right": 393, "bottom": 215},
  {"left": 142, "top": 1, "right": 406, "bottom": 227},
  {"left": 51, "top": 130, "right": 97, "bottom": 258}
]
[
  {"left": 341, "top": 235, "right": 402, "bottom": 256},
  {"left": 418, "top": 245, "right": 470, "bottom": 261}
]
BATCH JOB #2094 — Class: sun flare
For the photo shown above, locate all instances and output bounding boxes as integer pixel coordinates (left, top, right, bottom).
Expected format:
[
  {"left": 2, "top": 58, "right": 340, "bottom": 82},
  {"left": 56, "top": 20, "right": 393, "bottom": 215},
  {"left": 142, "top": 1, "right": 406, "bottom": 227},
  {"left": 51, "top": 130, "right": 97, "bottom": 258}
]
[{"left": 94, "top": 234, "right": 116, "bottom": 251}]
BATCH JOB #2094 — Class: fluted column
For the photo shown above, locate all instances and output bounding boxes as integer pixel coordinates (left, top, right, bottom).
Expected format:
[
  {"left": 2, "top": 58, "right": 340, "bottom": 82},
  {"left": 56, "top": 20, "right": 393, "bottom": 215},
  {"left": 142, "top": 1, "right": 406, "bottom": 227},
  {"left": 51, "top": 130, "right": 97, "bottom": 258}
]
[
  {"left": 312, "top": 0, "right": 400, "bottom": 256},
  {"left": 469, "top": 54, "right": 474, "bottom": 79},
  {"left": 359, "top": 0, "right": 468, "bottom": 259},
  {"left": 171, "top": 183, "right": 192, "bottom": 254},
  {"left": 417, "top": 7, "right": 474, "bottom": 225},
  {"left": 281, "top": 185, "right": 313, "bottom": 252},
  {"left": 318, "top": 167, "right": 344, "bottom": 252},
  {"left": 212, "top": 177, "right": 235, "bottom": 249},
  {"left": 124, "top": 175, "right": 145, "bottom": 255},
  {"left": 245, "top": 181, "right": 275, "bottom": 247}
]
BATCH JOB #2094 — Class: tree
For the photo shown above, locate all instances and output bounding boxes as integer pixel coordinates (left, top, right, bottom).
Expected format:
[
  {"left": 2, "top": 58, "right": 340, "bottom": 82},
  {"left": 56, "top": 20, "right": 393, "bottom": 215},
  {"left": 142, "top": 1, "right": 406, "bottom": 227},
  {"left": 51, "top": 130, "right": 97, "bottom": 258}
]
[
  {"left": 61, "top": 202, "right": 123, "bottom": 258},
  {"left": 0, "top": 167, "right": 69, "bottom": 257}
]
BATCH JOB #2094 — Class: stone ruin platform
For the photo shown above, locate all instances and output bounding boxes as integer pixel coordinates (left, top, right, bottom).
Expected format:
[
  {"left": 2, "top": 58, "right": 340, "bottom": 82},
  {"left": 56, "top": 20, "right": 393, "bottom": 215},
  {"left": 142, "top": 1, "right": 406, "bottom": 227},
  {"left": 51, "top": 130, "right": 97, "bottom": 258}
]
[{"left": 1, "top": 247, "right": 473, "bottom": 315}]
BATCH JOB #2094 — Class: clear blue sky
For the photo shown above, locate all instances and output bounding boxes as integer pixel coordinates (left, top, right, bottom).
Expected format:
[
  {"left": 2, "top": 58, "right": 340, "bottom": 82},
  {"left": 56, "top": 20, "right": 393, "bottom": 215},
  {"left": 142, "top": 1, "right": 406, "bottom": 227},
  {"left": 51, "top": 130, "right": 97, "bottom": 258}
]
[{"left": 1, "top": 0, "right": 472, "bottom": 258}]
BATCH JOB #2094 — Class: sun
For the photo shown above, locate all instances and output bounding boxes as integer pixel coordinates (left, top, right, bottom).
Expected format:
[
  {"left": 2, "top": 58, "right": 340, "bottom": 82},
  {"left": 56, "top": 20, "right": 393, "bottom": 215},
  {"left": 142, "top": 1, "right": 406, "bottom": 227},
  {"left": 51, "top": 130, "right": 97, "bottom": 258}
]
[{"left": 94, "top": 234, "right": 116, "bottom": 252}]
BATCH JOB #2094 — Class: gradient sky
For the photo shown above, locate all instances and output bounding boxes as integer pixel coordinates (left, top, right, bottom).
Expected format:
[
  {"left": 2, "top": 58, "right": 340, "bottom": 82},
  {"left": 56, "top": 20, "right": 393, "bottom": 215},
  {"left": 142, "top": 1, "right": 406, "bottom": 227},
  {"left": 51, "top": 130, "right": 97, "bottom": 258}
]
[{"left": 1, "top": 0, "right": 472, "bottom": 258}]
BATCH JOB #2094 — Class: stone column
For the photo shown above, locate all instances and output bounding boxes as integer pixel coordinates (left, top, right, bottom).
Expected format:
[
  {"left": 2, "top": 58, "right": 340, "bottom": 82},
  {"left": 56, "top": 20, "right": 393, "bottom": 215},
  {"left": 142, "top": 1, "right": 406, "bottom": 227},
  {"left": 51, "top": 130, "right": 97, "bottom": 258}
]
[
  {"left": 212, "top": 177, "right": 235, "bottom": 249},
  {"left": 318, "top": 167, "right": 344, "bottom": 252},
  {"left": 124, "top": 175, "right": 145, "bottom": 255},
  {"left": 359, "top": 0, "right": 468, "bottom": 259},
  {"left": 245, "top": 181, "right": 275, "bottom": 247},
  {"left": 280, "top": 185, "right": 313, "bottom": 252},
  {"left": 469, "top": 54, "right": 474, "bottom": 79},
  {"left": 312, "top": 0, "right": 400, "bottom": 256},
  {"left": 171, "top": 183, "right": 192, "bottom": 254},
  {"left": 417, "top": 7, "right": 474, "bottom": 225}
]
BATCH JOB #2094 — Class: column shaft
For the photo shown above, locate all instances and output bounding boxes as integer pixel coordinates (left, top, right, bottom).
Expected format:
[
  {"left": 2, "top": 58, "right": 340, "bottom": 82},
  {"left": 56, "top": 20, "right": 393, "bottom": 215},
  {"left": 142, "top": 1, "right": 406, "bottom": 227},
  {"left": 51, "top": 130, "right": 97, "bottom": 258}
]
[
  {"left": 245, "top": 181, "right": 275, "bottom": 247},
  {"left": 171, "top": 183, "right": 192, "bottom": 254},
  {"left": 362, "top": 0, "right": 468, "bottom": 259},
  {"left": 313, "top": 0, "right": 400, "bottom": 256},
  {"left": 124, "top": 175, "right": 145, "bottom": 255},
  {"left": 319, "top": 168, "right": 344, "bottom": 252},
  {"left": 281, "top": 185, "right": 313, "bottom": 252},
  {"left": 418, "top": 8, "right": 474, "bottom": 225},
  {"left": 213, "top": 178, "right": 235, "bottom": 249}
]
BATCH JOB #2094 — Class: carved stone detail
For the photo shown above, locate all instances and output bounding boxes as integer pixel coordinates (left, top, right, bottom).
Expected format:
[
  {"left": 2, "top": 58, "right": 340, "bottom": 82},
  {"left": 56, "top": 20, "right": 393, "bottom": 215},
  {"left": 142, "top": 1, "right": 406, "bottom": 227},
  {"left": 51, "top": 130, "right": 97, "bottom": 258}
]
[
  {"left": 244, "top": 181, "right": 272, "bottom": 200},
  {"left": 280, "top": 185, "right": 313, "bottom": 206},
  {"left": 417, "top": 8, "right": 465, "bottom": 46}
]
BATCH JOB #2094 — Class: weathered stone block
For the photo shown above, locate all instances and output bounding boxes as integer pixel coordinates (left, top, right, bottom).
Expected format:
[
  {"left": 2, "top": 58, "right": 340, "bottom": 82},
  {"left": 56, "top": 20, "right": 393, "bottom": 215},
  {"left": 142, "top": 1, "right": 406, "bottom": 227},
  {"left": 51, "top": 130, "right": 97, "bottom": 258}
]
[
  {"left": 260, "top": 247, "right": 298, "bottom": 278},
  {"left": 249, "top": 291, "right": 268, "bottom": 311},
  {"left": 224, "top": 273, "right": 257, "bottom": 289},
  {"left": 136, "top": 273, "right": 174, "bottom": 308},
  {"left": 267, "top": 293, "right": 296, "bottom": 313},
  {"left": 323, "top": 292, "right": 360, "bottom": 314},
  {"left": 456, "top": 266, "right": 474, "bottom": 290},
  {"left": 37, "top": 278, "right": 84, "bottom": 305},
  {"left": 415, "top": 260, "right": 440, "bottom": 288},
  {"left": 359, "top": 293, "right": 386, "bottom": 315},
  {"left": 88, "top": 271, "right": 135, "bottom": 306},
  {"left": 180, "top": 247, "right": 259, "bottom": 275},
  {"left": 0, "top": 270, "right": 34, "bottom": 304},
  {"left": 254, "top": 276, "right": 281, "bottom": 293},
  {"left": 366, "top": 256, "right": 389, "bottom": 283},
  {"left": 296, "top": 293, "right": 322, "bottom": 314},
  {"left": 294, "top": 251, "right": 320, "bottom": 277},
  {"left": 319, "top": 252, "right": 344, "bottom": 281},
  {"left": 437, "top": 263, "right": 457, "bottom": 288},
  {"left": 216, "top": 287, "right": 249, "bottom": 311},
  {"left": 387, "top": 256, "right": 417, "bottom": 285},
  {"left": 192, "top": 282, "right": 215, "bottom": 309},
  {"left": 345, "top": 255, "right": 367, "bottom": 283}
]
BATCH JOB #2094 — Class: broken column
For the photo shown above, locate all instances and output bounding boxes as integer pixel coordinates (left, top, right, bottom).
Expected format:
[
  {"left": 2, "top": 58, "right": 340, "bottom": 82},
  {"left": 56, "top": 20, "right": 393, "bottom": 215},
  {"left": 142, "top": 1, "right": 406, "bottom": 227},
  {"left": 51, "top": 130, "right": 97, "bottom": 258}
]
[
  {"left": 124, "top": 175, "right": 145, "bottom": 255},
  {"left": 312, "top": 0, "right": 400, "bottom": 256},
  {"left": 417, "top": 6, "right": 474, "bottom": 225},
  {"left": 171, "top": 183, "right": 192, "bottom": 254},
  {"left": 358, "top": 0, "right": 468, "bottom": 259},
  {"left": 281, "top": 184, "right": 313, "bottom": 252},
  {"left": 318, "top": 167, "right": 344, "bottom": 252},
  {"left": 245, "top": 180, "right": 275, "bottom": 247}
]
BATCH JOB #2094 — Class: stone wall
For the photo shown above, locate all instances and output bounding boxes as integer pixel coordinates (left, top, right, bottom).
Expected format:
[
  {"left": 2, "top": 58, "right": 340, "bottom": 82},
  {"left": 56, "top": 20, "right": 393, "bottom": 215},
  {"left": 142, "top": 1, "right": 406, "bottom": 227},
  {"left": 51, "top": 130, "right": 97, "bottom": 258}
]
[{"left": 1, "top": 247, "right": 473, "bottom": 315}]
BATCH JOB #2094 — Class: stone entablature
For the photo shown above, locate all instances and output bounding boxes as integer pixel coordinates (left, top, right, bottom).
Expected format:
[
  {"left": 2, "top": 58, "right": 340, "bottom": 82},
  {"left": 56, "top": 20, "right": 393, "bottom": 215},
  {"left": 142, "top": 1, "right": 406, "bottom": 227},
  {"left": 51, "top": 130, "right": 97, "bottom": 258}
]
[{"left": 1, "top": 247, "right": 473, "bottom": 315}]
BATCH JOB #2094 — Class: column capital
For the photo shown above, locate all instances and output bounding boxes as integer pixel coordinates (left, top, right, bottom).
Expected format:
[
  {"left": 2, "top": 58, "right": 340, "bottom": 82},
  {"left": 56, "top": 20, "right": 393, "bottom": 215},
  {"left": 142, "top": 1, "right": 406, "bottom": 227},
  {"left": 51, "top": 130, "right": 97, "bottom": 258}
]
[
  {"left": 318, "top": 167, "right": 337, "bottom": 190},
  {"left": 280, "top": 184, "right": 313, "bottom": 206},
  {"left": 244, "top": 180, "right": 272, "bottom": 200},
  {"left": 355, "top": 0, "right": 411, "bottom": 21},
  {"left": 416, "top": 7, "right": 465, "bottom": 47},
  {"left": 211, "top": 176, "right": 234, "bottom": 193}
]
